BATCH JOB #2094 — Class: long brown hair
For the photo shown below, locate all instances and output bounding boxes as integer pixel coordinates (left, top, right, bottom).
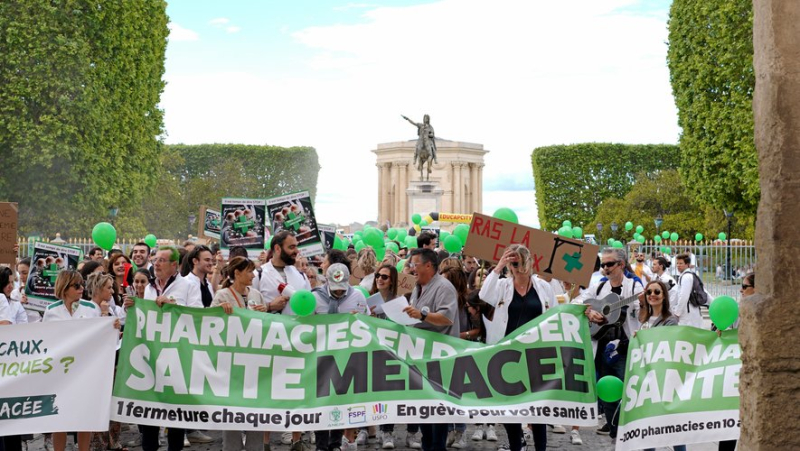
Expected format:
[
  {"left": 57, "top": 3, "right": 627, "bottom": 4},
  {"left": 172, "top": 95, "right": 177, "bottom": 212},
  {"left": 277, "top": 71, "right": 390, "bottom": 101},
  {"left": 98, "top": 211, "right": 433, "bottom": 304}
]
[
  {"left": 440, "top": 266, "right": 468, "bottom": 310},
  {"left": 370, "top": 264, "right": 397, "bottom": 299},
  {"left": 641, "top": 280, "right": 673, "bottom": 324},
  {"left": 221, "top": 257, "right": 256, "bottom": 289}
]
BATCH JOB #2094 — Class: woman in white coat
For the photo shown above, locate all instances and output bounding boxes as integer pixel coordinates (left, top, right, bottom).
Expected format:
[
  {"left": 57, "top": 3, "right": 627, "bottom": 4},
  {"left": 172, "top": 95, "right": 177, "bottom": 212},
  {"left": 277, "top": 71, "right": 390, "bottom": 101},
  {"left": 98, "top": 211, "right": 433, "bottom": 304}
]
[{"left": 478, "top": 244, "right": 555, "bottom": 451}]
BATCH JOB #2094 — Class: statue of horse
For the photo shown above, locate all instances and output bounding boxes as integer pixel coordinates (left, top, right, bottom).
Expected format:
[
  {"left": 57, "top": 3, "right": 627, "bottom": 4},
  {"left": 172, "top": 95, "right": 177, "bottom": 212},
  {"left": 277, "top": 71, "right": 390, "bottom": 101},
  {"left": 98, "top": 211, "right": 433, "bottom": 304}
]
[{"left": 402, "top": 114, "right": 437, "bottom": 181}]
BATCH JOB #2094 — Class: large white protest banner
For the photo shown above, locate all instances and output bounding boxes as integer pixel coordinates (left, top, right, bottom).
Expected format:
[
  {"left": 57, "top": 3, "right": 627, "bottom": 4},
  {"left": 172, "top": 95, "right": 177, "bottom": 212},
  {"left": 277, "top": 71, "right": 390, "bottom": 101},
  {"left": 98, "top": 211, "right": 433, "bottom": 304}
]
[{"left": 0, "top": 318, "right": 118, "bottom": 434}]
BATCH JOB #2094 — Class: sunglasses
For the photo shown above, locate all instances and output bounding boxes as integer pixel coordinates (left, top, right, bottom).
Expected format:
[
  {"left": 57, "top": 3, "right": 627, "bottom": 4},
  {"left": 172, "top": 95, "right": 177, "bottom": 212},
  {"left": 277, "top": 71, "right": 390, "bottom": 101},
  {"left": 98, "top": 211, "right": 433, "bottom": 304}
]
[
  {"left": 510, "top": 262, "right": 519, "bottom": 268},
  {"left": 376, "top": 273, "right": 391, "bottom": 281},
  {"left": 600, "top": 261, "right": 619, "bottom": 269},
  {"left": 741, "top": 284, "right": 752, "bottom": 290},
  {"left": 646, "top": 289, "right": 662, "bottom": 296},
  {"left": 71, "top": 283, "right": 84, "bottom": 290}
]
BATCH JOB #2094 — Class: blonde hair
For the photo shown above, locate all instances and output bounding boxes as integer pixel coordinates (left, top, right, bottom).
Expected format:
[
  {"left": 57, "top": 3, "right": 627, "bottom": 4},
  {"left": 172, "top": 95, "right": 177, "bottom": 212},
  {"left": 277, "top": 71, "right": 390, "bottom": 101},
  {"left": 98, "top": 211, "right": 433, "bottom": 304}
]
[
  {"left": 507, "top": 244, "right": 533, "bottom": 274},
  {"left": 438, "top": 257, "right": 464, "bottom": 273},
  {"left": 85, "top": 272, "right": 114, "bottom": 299},
  {"left": 54, "top": 270, "right": 83, "bottom": 300},
  {"left": 357, "top": 247, "right": 378, "bottom": 274}
]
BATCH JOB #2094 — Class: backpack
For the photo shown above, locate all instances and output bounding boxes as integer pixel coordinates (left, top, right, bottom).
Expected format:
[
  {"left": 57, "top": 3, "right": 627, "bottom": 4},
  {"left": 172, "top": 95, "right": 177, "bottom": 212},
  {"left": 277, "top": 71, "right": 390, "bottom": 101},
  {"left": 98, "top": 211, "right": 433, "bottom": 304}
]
[{"left": 680, "top": 272, "right": 710, "bottom": 307}]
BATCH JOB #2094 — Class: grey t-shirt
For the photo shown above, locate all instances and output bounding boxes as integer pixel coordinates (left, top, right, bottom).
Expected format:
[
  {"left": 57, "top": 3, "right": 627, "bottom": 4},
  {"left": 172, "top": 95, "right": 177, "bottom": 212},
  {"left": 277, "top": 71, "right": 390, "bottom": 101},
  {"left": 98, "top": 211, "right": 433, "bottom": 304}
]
[{"left": 409, "top": 273, "right": 459, "bottom": 337}]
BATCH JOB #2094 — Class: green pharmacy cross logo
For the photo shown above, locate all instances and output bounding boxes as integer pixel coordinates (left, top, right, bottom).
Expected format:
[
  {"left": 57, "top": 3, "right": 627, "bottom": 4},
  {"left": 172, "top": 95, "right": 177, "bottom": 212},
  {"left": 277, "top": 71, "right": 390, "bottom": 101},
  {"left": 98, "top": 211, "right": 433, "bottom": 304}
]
[
  {"left": 233, "top": 215, "right": 255, "bottom": 234},
  {"left": 284, "top": 211, "right": 305, "bottom": 232},
  {"left": 42, "top": 263, "right": 60, "bottom": 283},
  {"left": 562, "top": 252, "right": 583, "bottom": 273}
]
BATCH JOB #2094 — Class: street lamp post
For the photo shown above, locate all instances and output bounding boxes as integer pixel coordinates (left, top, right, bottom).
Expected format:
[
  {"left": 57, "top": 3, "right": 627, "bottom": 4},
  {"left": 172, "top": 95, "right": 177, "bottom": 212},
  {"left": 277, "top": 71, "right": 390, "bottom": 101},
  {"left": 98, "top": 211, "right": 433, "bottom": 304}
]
[
  {"left": 611, "top": 222, "right": 618, "bottom": 240},
  {"left": 654, "top": 214, "right": 663, "bottom": 237},
  {"left": 596, "top": 222, "right": 603, "bottom": 244},
  {"left": 724, "top": 209, "right": 734, "bottom": 280}
]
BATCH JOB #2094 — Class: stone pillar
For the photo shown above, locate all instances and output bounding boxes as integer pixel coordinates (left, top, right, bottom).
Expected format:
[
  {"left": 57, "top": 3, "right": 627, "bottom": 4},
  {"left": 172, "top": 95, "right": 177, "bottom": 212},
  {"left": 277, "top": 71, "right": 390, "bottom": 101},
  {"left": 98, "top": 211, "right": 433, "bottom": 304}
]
[
  {"left": 379, "top": 163, "right": 391, "bottom": 222},
  {"left": 398, "top": 162, "right": 408, "bottom": 224},
  {"left": 741, "top": 2, "right": 800, "bottom": 449},
  {"left": 478, "top": 164, "right": 484, "bottom": 214},
  {"left": 470, "top": 163, "right": 478, "bottom": 213},
  {"left": 454, "top": 163, "right": 463, "bottom": 213},
  {"left": 449, "top": 162, "right": 457, "bottom": 213}
]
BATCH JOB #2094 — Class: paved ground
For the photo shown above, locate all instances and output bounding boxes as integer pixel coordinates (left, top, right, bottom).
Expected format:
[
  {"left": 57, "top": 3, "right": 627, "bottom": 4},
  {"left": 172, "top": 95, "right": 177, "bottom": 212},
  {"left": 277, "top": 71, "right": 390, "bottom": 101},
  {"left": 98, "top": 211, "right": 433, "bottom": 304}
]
[{"left": 22, "top": 423, "right": 727, "bottom": 451}]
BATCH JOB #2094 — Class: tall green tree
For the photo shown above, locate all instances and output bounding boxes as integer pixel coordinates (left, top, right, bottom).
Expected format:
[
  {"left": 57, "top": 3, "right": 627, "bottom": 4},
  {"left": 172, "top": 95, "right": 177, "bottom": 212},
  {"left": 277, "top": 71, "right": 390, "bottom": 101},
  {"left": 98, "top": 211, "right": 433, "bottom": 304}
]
[
  {"left": 0, "top": 0, "right": 168, "bottom": 237},
  {"left": 531, "top": 143, "right": 680, "bottom": 231},
  {"left": 667, "top": 0, "right": 758, "bottom": 214}
]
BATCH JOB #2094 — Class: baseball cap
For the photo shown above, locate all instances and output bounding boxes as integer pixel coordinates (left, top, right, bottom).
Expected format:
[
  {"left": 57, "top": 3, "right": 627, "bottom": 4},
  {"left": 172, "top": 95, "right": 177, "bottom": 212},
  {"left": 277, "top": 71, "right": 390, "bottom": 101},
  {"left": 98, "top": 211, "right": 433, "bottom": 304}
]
[{"left": 326, "top": 263, "right": 350, "bottom": 291}]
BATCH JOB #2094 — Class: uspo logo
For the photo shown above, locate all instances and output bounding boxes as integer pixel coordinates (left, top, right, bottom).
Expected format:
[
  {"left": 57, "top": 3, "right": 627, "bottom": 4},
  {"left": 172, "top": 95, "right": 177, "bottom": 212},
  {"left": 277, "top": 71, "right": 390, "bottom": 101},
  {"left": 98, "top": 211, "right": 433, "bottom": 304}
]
[
  {"left": 372, "top": 403, "right": 388, "bottom": 420},
  {"left": 348, "top": 406, "right": 366, "bottom": 425}
]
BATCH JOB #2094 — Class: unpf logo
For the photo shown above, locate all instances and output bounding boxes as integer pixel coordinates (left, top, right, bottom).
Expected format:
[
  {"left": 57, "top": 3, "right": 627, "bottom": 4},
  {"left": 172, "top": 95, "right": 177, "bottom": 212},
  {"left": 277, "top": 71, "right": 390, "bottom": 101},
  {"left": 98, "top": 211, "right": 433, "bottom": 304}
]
[
  {"left": 348, "top": 406, "right": 367, "bottom": 425},
  {"left": 372, "top": 403, "right": 388, "bottom": 421}
]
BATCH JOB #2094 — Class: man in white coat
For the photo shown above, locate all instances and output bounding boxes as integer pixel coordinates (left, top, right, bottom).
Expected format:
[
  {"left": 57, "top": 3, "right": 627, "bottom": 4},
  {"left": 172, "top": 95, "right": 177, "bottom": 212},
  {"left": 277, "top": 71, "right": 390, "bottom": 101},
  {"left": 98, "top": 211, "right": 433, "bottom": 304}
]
[
  {"left": 673, "top": 253, "right": 704, "bottom": 328},
  {"left": 182, "top": 245, "right": 215, "bottom": 308},
  {"left": 143, "top": 247, "right": 197, "bottom": 307}
]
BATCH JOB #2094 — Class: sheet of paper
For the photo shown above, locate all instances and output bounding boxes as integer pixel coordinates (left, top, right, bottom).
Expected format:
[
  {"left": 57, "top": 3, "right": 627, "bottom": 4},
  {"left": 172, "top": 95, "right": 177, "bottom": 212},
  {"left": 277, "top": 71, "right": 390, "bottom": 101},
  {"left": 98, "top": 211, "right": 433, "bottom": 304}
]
[
  {"left": 382, "top": 296, "right": 420, "bottom": 325},
  {"left": 366, "top": 293, "right": 385, "bottom": 315}
]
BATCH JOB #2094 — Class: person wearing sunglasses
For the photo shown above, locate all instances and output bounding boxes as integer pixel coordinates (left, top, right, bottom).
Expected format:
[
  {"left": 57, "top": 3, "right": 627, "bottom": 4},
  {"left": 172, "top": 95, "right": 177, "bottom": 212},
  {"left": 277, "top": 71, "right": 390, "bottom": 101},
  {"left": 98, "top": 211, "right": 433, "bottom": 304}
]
[{"left": 478, "top": 244, "right": 556, "bottom": 451}]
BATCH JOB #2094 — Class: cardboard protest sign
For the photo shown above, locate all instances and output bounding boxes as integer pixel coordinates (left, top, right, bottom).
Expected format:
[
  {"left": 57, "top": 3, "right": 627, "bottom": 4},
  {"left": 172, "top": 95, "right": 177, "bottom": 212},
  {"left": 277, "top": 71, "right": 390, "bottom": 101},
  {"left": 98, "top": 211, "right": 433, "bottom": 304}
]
[
  {"left": 219, "top": 199, "right": 267, "bottom": 258},
  {"left": 397, "top": 272, "right": 417, "bottom": 295},
  {"left": 267, "top": 191, "right": 323, "bottom": 257},
  {"left": 616, "top": 327, "right": 741, "bottom": 450},
  {"left": 112, "top": 301, "right": 597, "bottom": 431},
  {"left": 200, "top": 206, "right": 221, "bottom": 240},
  {"left": 462, "top": 213, "right": 599, "bottom": 287},
  {"left": 24, "top": 242, "right": 82, "bottom": 311},
  {"left": 319, "top": 224, "right": 336, "bottom": 251},
  {"left": 0, "top": 202, "right": 17, "bottom": 265}
]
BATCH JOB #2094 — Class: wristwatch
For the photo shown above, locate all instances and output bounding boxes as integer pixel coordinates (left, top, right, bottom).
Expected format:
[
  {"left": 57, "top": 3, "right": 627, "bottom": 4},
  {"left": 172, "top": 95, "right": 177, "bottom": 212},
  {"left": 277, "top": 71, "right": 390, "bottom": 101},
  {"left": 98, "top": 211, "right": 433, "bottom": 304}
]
[{"left": 420, "top": 306, "right": 430, "bottom": 322}]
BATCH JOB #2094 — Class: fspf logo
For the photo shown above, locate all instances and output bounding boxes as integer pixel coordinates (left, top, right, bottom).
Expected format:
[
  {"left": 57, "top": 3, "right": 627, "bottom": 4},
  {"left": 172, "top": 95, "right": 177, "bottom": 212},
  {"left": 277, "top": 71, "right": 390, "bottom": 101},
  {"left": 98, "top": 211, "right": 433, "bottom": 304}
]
[
  {"left": 372, "top": 403, "right": 388, "bottom": 421},
  {"left": 348, "top": 406, "right": 367, "bottom": 425}
]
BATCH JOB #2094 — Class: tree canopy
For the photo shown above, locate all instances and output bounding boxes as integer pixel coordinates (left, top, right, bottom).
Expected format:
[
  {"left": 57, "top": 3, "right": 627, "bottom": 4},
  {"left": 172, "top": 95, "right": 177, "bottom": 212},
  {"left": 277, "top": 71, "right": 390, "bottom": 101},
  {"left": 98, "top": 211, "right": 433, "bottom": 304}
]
[
  {"left": 531, "top": 143, "right": 680, "bottom": 231},
  {"left": 667, "top": 0, "right": 758, "bottom": 214},
  {"left": 0, "top": 0, "right": 168, "bottom": 237}
]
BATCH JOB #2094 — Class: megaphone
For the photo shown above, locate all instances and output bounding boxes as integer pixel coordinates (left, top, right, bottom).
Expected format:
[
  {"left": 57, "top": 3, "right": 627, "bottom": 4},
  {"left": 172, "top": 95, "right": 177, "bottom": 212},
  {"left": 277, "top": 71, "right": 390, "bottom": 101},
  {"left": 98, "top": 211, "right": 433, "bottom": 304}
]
[
  {"left": 122, "top": 263, "right": 134, "bottom": 288},
  {"left": 278, "top": 283, "right": 296, "bottom": 298}
]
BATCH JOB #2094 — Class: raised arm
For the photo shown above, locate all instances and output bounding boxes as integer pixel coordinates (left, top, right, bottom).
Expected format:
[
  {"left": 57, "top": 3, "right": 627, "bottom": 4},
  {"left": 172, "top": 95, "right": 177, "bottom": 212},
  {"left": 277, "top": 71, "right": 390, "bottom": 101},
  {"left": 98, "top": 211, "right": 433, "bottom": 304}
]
[{"left": 401, "top": 115, "right": 419, "bottom": 127}]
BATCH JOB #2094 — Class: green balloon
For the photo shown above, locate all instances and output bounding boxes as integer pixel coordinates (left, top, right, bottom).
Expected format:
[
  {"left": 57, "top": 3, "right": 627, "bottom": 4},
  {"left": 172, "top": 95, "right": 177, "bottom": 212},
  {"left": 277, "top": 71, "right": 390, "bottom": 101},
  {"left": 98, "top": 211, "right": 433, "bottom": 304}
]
[
  {"left": 695, "top": 233, "right": 704, "bottom": 241},
  {"left": 654, "top": 235, "right": 662, "bottom": 243},
  {"left": 92, "top": 222, "right": 117, "bottom": 251},
  {"left": 353, "top": 231, "right": 363, "bottom": 241},
  {"left": 439, "top": 230, "right": 451, "bottom": 242},
  {"left": 493, "top": 207, "right": 518, "bottom": 224},
  {"left": 607, "top": 238, "right": 614, "bottom": 245},
  {"left": 411, "top": 214, "right": 422, "bottom": 225},
  {"left": 558, "top": 226, "right": 573, "bottom": 239},
  {"left": 363, "top": 228, "right": 383, "bottom": 247},
  {"left": 387, "top": 229, "right": 398, "bottom": 240},
  {"left": 289, "top": 290, "right": 316, "bottom": 316},
  {"left": 718, "top": 232, "right": 727, "bottom": 241},
  {"left": 405, "top": 236, "right": 418, "bottom": 249},
  {"left": 612, "top": 241, "right": 624, "bottom": 249},
  {"left": 635, "top": 225, "right": 644, "bottom": 234},
  {"left": 670, "top": 232, "right": 679, "bottom": 242},
  {"left": 354, "top": 240, "right": 366, "bottom": 252},
  {"left": 265, "top": 237, "right": 272, "bottom": 250},
  {"left": 709, "top": 296, "right": 739, "bottom": 330},
  {"left": 353, "top": 286, "right": 370, "bottom": 299},
  {"left": 396, "top": 259, "right": 407, "bottom": 273},
  {"left": 396, "top": 229, "right": 407, "bottom": 241},
  {"left": 562, "top": 220, "right": 572, "bottom": 229},
  {"left": 144, "top": 234, "right": 157, "bottom": 248},
  {"left": 333, "top": 235, "right": 347, "bottom": 250},
  {"left": 443, "top": 235, "right": 463, "bottom": 253},
  {"left": 597, "top": 375, "right": 624, "bottom": 402},
  {"left": 453, "top": 224, "right": 469, "bottom": 244},
  {"left": 662, "top": 231, "right": 670, "bottom": 239},
  {"left": 572, "top": 226, "right": 583, "bottom": 239},
  {"left": 419, "top": 220, "right": 428, "bottom": 227},
  {"left": 386, "top": 241, "right": 399, "bottom": 254},
  {"left": 625, "top": 221, "right": 633, "bottom": 231},
  {"left": 375, "top": 246, "right": 386, "bottom": 261},
  {"left": 664, "top": 247, "right": 672, "bottom": 255}
]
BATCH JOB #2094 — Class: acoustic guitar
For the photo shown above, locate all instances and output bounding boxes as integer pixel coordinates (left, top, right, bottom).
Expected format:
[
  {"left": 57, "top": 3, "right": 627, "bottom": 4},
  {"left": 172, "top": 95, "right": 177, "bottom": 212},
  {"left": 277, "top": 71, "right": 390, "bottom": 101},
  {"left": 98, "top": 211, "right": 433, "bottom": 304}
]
[{"left": 586, "top": 291, "right": 641, "bottom": 340}]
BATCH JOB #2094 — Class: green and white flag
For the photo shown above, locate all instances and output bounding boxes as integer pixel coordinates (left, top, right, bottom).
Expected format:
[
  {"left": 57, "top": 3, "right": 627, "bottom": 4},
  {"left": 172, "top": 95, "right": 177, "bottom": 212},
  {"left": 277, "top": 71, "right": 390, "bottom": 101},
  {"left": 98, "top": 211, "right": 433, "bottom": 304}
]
[
  {"left": 112, "top": 301, "right": 598, "bottom": 431},
  {"left": 616, "top": 327, "right": 740, "bottom": 450}
]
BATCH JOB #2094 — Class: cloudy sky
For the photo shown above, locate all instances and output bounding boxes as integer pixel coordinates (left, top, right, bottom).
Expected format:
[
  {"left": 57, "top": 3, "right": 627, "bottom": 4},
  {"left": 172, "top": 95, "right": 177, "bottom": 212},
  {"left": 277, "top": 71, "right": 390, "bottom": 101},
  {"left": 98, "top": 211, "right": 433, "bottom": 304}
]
[{"left": 162, "top": 0, "right": 679, "bottom": 228}]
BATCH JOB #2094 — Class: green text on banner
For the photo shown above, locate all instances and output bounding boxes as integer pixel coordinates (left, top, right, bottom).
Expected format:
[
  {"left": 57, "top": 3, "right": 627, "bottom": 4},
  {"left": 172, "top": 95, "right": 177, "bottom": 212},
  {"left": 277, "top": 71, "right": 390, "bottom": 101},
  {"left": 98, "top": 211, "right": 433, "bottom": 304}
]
[
  {"left": 112, "top": 301, "right": 598, "bottom": 431},
  {"left": 616, "top": 326, "right": 740, "bottom": 450}
]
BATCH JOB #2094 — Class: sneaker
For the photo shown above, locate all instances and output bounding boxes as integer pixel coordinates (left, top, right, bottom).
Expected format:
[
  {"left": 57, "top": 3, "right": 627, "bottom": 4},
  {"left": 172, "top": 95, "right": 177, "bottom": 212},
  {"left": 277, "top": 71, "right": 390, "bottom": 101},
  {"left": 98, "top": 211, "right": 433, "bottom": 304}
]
[
  {"left": 43, "top": 436, "right": 54, "bottom": 451},
  {"left": 486, "top": 425, "right": 497, "bottom": 442},
  {"left": 124, "top": 436, "right": 142, "bottom": 448},
  {"left": 497, "top": 442, "right": 510, "bottom": 451},
  {"left": 570, "top": 430, "right": 582, "bottom": 445},
  {"left": 452, "top": 431, "right": 466, "bottom": 449},
  {"left": 471, "top": 426, "right": 485, "bottom": 441},
  {"left": 446, "top": 430, "right": 456, "bottom": 447},
  {"left": 187, "top": 431, "right": 214, "bottom": 444},
  {"left": 595, "top": 423, "right": 610, "bottom": 436},
  {"left": 184, "top": 437, "right": 191, "bottom": 447},
  {"left": 381, "top": 432, "right": 394, "bottom": 449},
  {"left": 522, "top": 426, "right": 532, "bottom": 443},
  {"left": 356, "top": 430, "right": 368, "bottom": 446},
  {"left": 551, "top": 424, "right": 567, "bottom": 434},
  {"left": 282, "top": 432, "right": 293, "bottom": 445},
  {"left": 406, "top": 432, "right": 422, "bottom": 450},
  {"left": 341, "top": 437, "right": 356, "bottom": 451}
]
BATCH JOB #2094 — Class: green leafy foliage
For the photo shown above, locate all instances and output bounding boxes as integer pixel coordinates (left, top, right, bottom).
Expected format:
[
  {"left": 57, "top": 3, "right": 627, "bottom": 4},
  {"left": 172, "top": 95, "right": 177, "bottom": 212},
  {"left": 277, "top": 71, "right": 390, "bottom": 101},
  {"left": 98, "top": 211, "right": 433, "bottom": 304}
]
[
  {"left": 531, "top": 143, "right": 680, "bottom": 231},
  {"left": 138, "top": 144, "right": 321, "bottom": 238},
  {"left": 667, "top": 0, "right": 758, "bottom": 214},
  {"left": 592, "top": 170, "right": 754, "bottom": 242},
  {"left": 0, "top": 0, "right": 168, "bottom": 237}
]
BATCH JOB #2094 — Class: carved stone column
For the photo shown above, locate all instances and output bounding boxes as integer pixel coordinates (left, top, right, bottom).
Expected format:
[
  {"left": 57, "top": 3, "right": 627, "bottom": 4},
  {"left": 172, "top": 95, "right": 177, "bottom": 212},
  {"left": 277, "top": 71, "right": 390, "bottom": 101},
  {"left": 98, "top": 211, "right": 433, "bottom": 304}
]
[
  {"left": 741, "top": 2, "right": 800, "bottom": 449},
  {"left": 397, "top": 162, "right": 408, "bottom": 224}
]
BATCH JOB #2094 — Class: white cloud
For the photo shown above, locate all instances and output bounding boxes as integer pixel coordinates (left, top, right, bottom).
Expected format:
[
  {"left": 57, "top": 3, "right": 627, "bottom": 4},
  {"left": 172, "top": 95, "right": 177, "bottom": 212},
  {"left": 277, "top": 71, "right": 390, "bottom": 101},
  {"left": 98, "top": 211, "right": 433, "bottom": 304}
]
[
  {"left": 332, "top": 3, "right": 379, "bottom": 11},
  {"left": 162, "top": 0, "right": 678, "bottom": 228},
  {"left": 226, "top": 26, "right": 242, "bottom": 33},
  {"left": 167, "top": 22, "right": 199, "bottom": 42},
  {"left": 209, "top": 17, "right": 230, "bottom": 26}
]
